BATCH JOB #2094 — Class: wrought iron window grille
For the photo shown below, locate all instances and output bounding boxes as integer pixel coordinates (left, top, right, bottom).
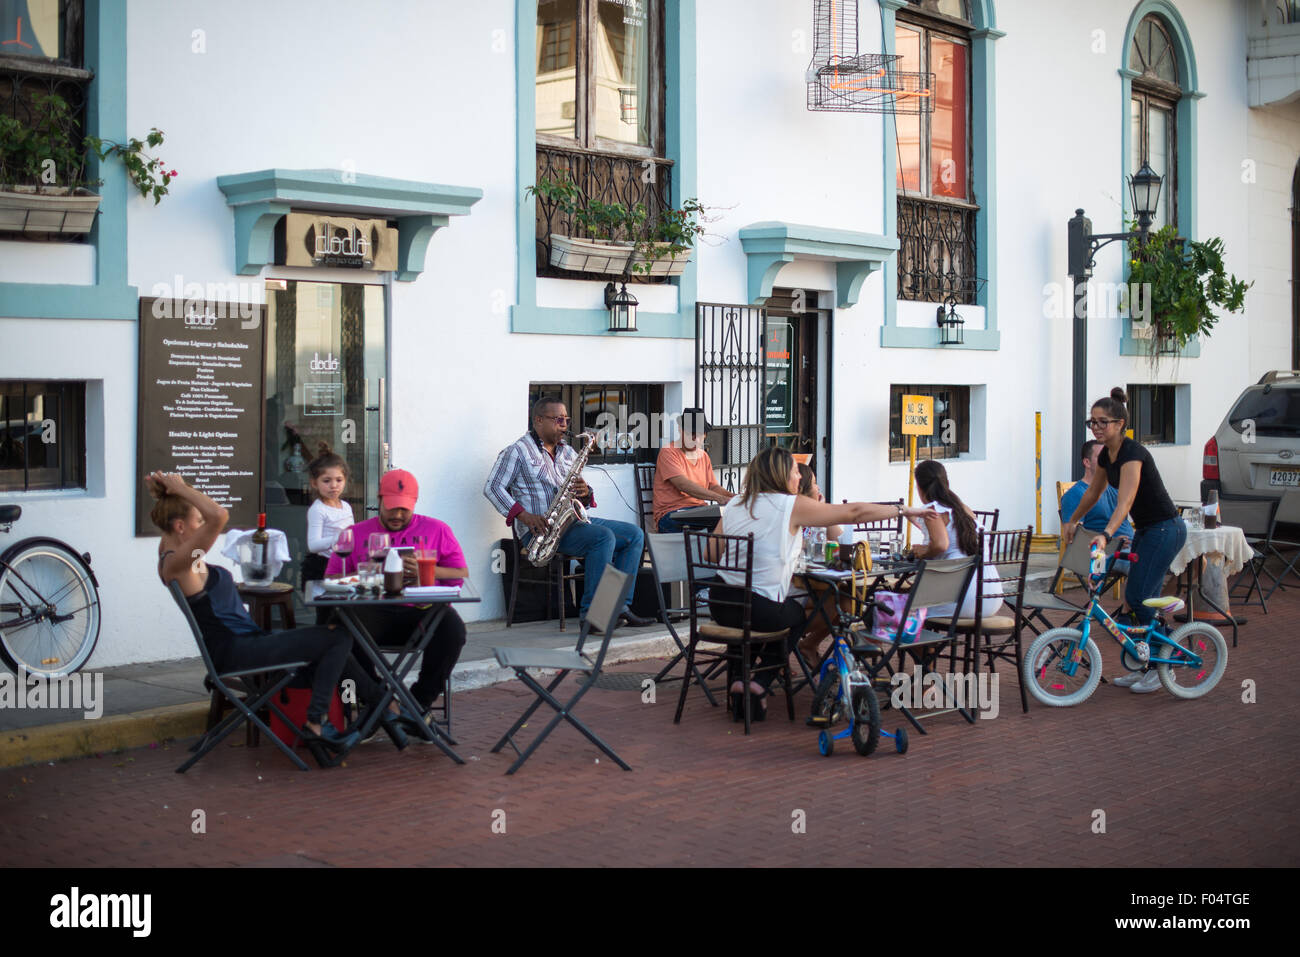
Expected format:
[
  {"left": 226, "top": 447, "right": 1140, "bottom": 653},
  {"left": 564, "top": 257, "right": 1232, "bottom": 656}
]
[{"left": 896, "top": 196, "right": 979, "bottom": 305}]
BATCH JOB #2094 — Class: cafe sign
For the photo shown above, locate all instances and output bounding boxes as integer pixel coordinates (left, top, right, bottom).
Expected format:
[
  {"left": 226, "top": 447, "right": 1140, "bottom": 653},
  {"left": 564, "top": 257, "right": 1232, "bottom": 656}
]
[{"left": 280, "top": 212, "right": 398, "bottom": 271}]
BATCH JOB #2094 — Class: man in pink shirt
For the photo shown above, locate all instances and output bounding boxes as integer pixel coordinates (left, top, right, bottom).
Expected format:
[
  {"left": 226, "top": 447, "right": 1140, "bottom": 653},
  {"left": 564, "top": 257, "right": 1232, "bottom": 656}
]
[
  {"left": 653, "top": 408, "right": 733, "bottom": 532},
  {"left": 325, "top": 469, "right": 467, "bottom": 719}
]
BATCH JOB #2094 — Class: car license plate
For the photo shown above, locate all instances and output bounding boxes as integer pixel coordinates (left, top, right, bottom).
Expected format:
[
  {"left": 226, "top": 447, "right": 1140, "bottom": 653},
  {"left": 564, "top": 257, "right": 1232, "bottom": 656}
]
[{"left": 1269, "top": 467, "right": 1300, "bottom": 487}]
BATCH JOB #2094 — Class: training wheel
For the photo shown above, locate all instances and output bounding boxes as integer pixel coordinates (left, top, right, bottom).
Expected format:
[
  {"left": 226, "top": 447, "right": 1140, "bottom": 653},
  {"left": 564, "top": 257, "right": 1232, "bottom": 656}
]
[
  {"left": 818, "top": 731, "right": 833, "bottom": 757},
  {"left": 894, "top": 727, "right": 909, "bottom": 754}
]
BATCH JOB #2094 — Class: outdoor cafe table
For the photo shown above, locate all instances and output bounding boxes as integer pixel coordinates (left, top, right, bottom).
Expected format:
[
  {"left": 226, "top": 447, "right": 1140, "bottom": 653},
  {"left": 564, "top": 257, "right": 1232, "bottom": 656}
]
[
  {"left": 304, "top": 579, "right": 481, "bottom": 763},
  {"left": 1168, "top": 524, "right": 1251, "bottom": 648},
  {"left": 792, "top": 557, "right": 918, "bottom": 687}
]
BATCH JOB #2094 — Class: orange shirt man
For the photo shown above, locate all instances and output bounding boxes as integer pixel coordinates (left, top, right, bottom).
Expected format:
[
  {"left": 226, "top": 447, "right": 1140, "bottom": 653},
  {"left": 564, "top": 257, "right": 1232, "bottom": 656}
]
[{"left": 653, "top": 407, "right": 734, "bottom": 532}]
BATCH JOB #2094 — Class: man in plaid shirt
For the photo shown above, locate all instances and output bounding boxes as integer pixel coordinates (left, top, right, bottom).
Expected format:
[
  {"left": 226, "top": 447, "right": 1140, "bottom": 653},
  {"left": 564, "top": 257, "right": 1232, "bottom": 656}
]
[{"left": 485, "top": 396, "right": 648, "bottom": 629}]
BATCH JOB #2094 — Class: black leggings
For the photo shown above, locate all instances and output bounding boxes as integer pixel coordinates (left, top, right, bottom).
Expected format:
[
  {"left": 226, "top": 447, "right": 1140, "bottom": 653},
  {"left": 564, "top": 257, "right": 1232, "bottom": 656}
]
[
  {"left": 707, "top": 585, "right": 807, "bottom": 690},
  {"left": 210, "top": 625, "right": 377, "bottom": 725}
]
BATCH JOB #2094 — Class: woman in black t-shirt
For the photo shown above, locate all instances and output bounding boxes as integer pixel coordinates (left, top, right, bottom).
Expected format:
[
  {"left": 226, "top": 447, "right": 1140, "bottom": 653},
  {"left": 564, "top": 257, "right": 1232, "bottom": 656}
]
[{"left": 1063, "top": 388, "right": 1187, "bottom": 694}]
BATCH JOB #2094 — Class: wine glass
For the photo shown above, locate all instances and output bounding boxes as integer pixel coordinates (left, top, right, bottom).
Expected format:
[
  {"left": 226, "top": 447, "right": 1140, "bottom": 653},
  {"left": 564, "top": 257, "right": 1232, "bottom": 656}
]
[
  {"left": 368, "top": 532, "right": 391, "bottom": 563},
  {"left": 333, "top": 527, "right": 354, "bottom": 559}
]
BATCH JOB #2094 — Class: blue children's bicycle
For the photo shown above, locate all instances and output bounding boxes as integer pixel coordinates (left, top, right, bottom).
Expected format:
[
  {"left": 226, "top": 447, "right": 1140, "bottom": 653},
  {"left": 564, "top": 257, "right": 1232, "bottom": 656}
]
[
  {"left": 1023, "top": 540, "right": 1228, "bottom": 706},
  {"left": 808, "top": 623, "right": 908, "bottom": 757}
]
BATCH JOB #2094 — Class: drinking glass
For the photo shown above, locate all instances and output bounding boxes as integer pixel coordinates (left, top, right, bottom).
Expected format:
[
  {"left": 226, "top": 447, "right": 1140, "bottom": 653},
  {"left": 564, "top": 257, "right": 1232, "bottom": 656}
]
[
  {"left": 368, "top": 532, "right": 391, "bottom": 563},
  {"left": 868, "top": 531, "right": 881, "bottom": 555},
  {"left": 333, "top": 527, "right": 354, "bottom": 559},
  {"left": 416, "top": 548, "right": 439, "bottom": 586}
]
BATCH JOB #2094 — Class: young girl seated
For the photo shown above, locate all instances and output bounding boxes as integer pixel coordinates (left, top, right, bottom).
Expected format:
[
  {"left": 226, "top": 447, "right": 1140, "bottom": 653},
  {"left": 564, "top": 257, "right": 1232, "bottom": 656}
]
[{"left": 907, "top": 460, "right": 1003, "bottom": 620}]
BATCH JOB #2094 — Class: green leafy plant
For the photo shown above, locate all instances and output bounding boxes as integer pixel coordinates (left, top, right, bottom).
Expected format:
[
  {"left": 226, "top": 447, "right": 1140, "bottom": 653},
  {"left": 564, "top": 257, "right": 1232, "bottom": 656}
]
[
  {"left": 86, "top": 128, "right": 177, "bottom": 204},
  {"left": 1126, "top": 224, "right": 1250, "bottom": 353},
  {"left": 527, "top": 172, "right": 708, "bottom": 274},
  {"left": 0, "top": 92, "right": 175, "bottom": 202}
]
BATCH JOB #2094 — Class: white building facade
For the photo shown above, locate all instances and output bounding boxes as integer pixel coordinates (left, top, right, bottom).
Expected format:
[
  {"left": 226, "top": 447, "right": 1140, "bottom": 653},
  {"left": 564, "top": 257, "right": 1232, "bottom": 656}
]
[{"left": 0, "top": 0, "right": 1292, "bottom": 668}]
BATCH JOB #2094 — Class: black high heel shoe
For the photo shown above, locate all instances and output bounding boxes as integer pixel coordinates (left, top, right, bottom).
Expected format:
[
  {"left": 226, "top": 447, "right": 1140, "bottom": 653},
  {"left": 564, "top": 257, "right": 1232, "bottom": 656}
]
[{"left": 300, "top": 721, "right": 360, "bottom": 768}]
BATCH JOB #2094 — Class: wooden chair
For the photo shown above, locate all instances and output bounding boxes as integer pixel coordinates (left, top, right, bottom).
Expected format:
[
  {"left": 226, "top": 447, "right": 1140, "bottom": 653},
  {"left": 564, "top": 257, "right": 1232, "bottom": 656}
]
[
  {"left": 677, "top": 530, "right": 797, "bottom": 734},
  {"left": 928, "top": 527, "right": 1033, "bottom": 713},
  {"left": 634, "top": 462, "right": 657, "bottom": 534},
  {"left": 972, "top": 508, "right": 999, "bottom": 532},
  {"left": 846, "top": 499, "right": 904, "bottom": 536},
  {"left": 505, "top": 525, "right": 584, "bottom": 631}
]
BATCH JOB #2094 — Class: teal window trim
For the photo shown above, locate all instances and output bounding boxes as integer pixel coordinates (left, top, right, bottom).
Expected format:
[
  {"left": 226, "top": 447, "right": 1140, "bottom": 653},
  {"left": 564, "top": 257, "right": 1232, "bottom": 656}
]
[
  {"left": 1118, "top": 0, "right": 1203, "bottom": 358},
  {"left": 738, "top": 221, "right": 897, "bottom": 308},
  {"left": 215, "top": 169, "right": 482, "bottom": 280},
  {"left": 880, "top": 0, "right": 1002, "bottom": 351},
  {"left": 2, "top": 0, "right": 137, "bottom": 321},
  {"left": 512, "top": 0, "right": 697, "bottom": 338}
]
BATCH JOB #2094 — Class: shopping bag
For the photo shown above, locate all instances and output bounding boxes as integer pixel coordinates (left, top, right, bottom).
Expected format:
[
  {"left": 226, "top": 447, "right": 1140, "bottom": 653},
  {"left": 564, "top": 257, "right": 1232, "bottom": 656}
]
[{"left": 871, "top": 591, "right": 926, "bottom": 644}]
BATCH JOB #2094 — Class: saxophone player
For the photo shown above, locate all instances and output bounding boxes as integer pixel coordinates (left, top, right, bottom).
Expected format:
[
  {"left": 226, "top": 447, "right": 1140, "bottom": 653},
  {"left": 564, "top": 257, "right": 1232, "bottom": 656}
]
[{"left": 485, "top": 396, "right": 649, "bottom": 630}]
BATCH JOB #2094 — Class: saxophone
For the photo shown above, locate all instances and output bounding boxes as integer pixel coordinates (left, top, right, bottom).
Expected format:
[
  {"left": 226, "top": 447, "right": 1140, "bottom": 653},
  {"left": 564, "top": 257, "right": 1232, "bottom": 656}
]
[{"left": 525, "top": 432, "right": 594, "bottom": 566}]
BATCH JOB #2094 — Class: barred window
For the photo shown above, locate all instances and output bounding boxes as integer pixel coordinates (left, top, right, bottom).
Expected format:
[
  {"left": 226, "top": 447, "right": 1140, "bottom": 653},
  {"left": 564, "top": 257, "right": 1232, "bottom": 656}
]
[
  {"left": 529, "top": 382, "right": 664, "bottom": 465},
  {"left": 888, "top": 384, "right": 969, "bottom": 462}
]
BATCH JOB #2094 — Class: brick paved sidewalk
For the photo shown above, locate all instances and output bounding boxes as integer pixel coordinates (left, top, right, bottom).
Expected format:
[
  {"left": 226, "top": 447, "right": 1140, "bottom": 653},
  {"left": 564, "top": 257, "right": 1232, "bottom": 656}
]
[{"left": 3, "top": 592, "right": 1297, "bottom": 867}]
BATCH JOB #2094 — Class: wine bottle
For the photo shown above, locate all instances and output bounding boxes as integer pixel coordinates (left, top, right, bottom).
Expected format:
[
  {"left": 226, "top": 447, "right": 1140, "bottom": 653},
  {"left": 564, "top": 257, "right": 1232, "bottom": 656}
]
[{"left": 251, "top": 513, "right": 269, "bottom": 574}]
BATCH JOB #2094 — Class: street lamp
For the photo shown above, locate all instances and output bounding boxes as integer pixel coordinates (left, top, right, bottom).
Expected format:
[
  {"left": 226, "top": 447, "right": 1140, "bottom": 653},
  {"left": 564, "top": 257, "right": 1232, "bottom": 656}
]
[
  {"left": 1064, "top": 164, "right": 1163, "bottom": 479},
  {"left": 604, "top": 281, "right": 638, "bottom": 332}
]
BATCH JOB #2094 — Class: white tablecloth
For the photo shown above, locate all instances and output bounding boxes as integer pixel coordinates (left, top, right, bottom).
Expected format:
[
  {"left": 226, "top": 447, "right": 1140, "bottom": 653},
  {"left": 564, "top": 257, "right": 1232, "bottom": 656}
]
[
  {"left": 1167, "top": 525, "right": 1251, "bottom": 577},
  {"left": 220, "top": 528, "right": 292, "bottom": 580}
]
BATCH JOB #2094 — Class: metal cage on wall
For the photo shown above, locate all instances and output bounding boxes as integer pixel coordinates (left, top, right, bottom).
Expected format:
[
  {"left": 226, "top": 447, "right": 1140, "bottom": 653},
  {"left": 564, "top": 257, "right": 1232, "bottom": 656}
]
[{"left": 806, "top": 1, "right": 934, "bottom": 115}]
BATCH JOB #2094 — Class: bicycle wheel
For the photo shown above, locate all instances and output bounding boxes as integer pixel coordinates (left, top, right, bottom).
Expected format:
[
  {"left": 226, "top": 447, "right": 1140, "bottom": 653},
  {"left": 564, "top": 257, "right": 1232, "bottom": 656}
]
[
  {"left": 1023, "top": 627, "right": 1101, "bottom": 707},
  {"left": 850, "top": 684, "right": 881, "bottom": 756},
  {"left": 1156, "top": 623, "right": 1228, "bottom": 700},
  {"left": 0, "top": 539, "right": 100, "bottom": 676}
]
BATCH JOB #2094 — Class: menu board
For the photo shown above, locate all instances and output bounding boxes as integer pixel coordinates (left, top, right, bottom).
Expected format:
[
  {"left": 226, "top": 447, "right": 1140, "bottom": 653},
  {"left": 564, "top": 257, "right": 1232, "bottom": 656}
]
[{"left": 135, "top": 297, "right": 266, "bottom": 536}]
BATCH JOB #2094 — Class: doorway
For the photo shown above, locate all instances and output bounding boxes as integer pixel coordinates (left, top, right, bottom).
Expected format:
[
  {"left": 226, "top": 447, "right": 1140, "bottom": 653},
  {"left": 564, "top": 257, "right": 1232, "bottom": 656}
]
[
  {"left": 764, "top": 288, "right": 827, "bottom": 484},
  {"left": 263, "top": 280, "right": 388, "bottom": 589}
]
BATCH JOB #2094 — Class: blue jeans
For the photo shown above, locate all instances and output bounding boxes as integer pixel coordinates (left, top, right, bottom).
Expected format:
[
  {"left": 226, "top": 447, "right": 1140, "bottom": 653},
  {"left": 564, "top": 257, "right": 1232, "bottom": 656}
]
[
  {"left": 657, "top": 510, "right": 691, "bottom": 533},
  {"left": 556, "top": 517, "right": 644, "bottom": 617},
  {"left": 1126, "top": 517, "right": 1187, "bottom": 626}
]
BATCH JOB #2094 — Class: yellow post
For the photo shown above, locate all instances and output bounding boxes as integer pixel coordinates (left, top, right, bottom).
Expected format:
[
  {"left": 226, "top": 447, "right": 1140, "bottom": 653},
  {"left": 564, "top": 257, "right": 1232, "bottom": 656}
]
[
  {"left": 1031, "top": 410, "right": 1061, "bottom": 552},
  {"left": 906, "top": 434, "right": 916, "bottom": 549}
]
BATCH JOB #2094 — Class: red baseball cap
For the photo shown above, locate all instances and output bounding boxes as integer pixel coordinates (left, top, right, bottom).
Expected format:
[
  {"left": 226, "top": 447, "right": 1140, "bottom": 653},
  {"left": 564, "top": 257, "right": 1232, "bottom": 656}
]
[{"left": 378, "top": 469, "right": 418, "bottom": 511}]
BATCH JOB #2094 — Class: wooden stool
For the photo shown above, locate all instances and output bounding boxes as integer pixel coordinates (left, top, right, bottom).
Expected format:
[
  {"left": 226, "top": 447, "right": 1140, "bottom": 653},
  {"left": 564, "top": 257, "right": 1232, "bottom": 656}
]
[{"left": 237, "top": 582, "right": 297, "bottom": 631}]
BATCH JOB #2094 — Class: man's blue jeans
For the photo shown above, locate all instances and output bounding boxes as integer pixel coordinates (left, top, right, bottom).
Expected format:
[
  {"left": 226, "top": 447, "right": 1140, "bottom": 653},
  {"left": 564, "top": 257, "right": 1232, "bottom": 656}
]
[
  {"left": 556, "top": 517, "right": 644, "bottom": 617},
  {"left": 1126, "top": 517, "right": 1187, "bottom": 626}
]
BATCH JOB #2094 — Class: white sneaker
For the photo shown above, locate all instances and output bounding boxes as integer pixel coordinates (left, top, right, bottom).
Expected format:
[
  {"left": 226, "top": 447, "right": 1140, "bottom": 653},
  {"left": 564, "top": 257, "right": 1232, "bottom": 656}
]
[
  {"left": 1112, "top": 671, "right": 1146, "bottom": 688},
  {"left": 1130, "top": 669, "right": 1163, "bottom": 694}
]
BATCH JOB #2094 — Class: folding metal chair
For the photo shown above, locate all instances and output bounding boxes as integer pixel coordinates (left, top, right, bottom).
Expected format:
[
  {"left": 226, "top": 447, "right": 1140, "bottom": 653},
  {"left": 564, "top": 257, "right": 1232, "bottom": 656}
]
[
  {"left": 854, "top": 556, "right": 978, "bottom": 734},
  {"left": 489, "top": 565, "right": 635, "bottom": 774},
  {"left": 928, "top": 527, "right": 1033, "bottom": 713},
  {"left": 168, "top": 580, "right": 311, "bottom": 774},
  {"left": 1218, "top": 493, "right": 1280, "bottom": 613},
  {"left": 1021, "top": 534, "right": 1120, "bottom": 637},
  {"left": 645, "top": 532, "right": 719, "bottom": 706},
  {"left": 677, "top": 530, "right": 797, "bottom": 734}
]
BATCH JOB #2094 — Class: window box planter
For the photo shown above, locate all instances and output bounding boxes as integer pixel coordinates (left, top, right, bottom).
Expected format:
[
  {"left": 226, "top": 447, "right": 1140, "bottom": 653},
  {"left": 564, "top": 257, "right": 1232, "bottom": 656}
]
[
  {"left": 629, "top": 241, "right": 691, "bottom": 277},
  {"left": 549, "top": 234, "right": 634, "bottom": 274},
  {"left": 0, "top": 186, "right": 101, "bottom": 235}
]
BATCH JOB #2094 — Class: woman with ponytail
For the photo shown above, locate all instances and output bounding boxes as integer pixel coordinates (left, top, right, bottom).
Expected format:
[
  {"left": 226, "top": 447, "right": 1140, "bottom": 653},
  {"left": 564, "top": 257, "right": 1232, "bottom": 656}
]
[
  {"left": 908, "top": 459, "right": 1004, "bottom": 620},
  {"left": 1063, "top": 387, "right": 1185, "bottom": 694}
]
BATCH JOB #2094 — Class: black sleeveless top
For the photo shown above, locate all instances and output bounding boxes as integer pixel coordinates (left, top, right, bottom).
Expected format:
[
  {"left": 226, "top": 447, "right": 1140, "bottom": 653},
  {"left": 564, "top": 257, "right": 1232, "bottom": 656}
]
[{"left": 160, "top": 553, "right": 264, "bottom": 646}]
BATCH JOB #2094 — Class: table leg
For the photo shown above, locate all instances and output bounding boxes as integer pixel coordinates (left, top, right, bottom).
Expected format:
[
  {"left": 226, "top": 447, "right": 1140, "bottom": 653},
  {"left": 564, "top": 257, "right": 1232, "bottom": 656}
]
[{"left": 334, "top": 607, "right": 465, "bottom": 764}]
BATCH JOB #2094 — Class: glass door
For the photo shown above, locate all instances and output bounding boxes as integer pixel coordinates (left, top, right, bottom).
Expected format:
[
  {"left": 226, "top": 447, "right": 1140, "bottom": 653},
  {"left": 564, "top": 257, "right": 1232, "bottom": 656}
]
[{"left": 264, "top": 280, "right": 387, "bottom": 589}]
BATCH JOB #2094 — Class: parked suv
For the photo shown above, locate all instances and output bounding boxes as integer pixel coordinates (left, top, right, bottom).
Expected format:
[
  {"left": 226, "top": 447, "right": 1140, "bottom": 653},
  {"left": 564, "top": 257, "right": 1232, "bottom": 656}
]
[{"left": 1202, "top": 370, "right": 1300, "bottom": 523}]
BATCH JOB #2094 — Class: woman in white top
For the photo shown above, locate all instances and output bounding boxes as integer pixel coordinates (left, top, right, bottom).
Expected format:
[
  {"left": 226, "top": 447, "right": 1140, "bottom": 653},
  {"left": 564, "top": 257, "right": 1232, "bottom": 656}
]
[
  {"left": 709, "top": 447, "right": 933, "bottom": 720},
  {"left": 907, "top": 460, "right": 1003, "bottom": 620}
]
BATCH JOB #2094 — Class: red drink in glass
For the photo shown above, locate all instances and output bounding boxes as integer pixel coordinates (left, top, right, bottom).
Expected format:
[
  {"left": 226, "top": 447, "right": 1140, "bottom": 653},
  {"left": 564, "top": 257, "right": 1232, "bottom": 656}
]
[{"left": 417, "top": 550, "right": 438, "bottom": 586}]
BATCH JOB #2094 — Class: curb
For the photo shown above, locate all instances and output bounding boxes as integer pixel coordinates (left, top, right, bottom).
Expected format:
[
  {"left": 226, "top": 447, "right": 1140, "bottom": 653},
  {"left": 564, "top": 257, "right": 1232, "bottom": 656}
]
[
  {"left": 0, "top": 631, "right": 685, "bottom": 770},
  {"left": 0, "top": 702, "right": 210, "bottom": 770}
]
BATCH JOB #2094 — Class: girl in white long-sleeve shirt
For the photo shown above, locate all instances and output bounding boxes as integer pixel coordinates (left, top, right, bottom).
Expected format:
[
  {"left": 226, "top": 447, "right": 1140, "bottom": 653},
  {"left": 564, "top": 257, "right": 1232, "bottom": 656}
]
[{"left": 302, "top": 445, "right": 354, "bottom": 587}]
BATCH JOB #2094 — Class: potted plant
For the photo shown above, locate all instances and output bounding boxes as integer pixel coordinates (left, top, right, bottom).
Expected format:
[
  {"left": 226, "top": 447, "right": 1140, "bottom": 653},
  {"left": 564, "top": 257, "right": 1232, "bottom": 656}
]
[
  {"left": 526, "top": 172, "right": 707, "bottom": 278},
  {"left": 1126, "top": 224, "right": 1250, "bottom": 357},
  {"left": 629, "top": 197, "right": 706, "bottom": 277},
  {"left": 0, "top": 93, "right": 175, "bottom": 236},
  {"left": 526, "top": 174, "right": 637, "bottom": 274}
]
